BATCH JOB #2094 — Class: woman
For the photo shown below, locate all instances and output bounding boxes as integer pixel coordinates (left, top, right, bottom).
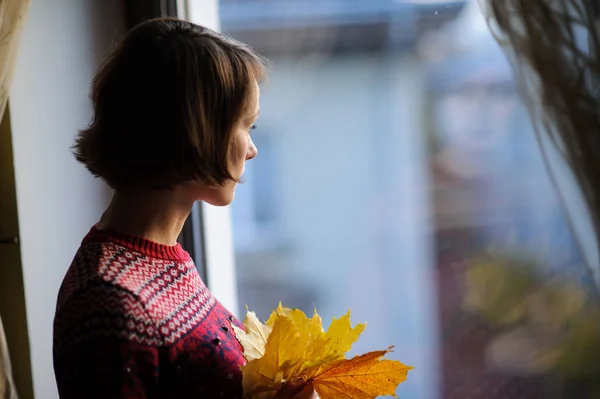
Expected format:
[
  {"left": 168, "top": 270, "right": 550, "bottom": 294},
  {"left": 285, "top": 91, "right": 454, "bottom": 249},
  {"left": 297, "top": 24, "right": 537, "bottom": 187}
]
[{"left": 52, "top": 18, "right": 316, "bottom": 399}]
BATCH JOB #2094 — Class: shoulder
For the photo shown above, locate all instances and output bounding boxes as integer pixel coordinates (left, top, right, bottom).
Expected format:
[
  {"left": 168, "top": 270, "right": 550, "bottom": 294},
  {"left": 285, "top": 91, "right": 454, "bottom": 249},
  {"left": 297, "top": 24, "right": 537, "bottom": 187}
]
[
  {"left": 54, "top": 242, "right": 168, "bottom": 351},
  {"left": 58, "top": 240, "right": 184, "bottom": 307},
  {"left": 54, "top": 278, "right": 162, "bottom": 347}
]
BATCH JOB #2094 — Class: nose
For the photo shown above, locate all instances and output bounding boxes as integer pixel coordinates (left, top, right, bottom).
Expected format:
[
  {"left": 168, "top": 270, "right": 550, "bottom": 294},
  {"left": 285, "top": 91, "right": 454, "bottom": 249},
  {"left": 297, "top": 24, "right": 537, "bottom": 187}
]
[{"left": 246, "top": 139, "right": 258, "bottom": 161}]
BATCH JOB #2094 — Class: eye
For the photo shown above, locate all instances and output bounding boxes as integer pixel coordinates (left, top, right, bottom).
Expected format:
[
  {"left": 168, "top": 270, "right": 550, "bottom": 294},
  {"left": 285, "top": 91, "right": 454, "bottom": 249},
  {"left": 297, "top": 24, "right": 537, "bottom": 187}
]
[{"left": 248, "top": 124, "right": 257, "bottom": 133}]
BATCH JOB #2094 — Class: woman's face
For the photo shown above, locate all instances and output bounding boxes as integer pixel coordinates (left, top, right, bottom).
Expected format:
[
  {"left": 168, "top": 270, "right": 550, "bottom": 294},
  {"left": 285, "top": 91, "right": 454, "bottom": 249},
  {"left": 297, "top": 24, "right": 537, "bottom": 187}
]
[
  {"left": 230, "top": 82, "right": 260, "bottom": 182},
  {"left": 191, "top": 82, "right": 260, "bottom": 206}
]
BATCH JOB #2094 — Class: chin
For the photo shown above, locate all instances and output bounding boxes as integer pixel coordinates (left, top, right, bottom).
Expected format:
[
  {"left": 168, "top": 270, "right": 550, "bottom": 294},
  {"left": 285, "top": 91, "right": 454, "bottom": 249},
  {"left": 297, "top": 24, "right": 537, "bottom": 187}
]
[
  {"left": 203, "top": 191, "right": 235, "bottom": 207},
  {"left": 205, "top": 197, "right": 234, "bottom": 207},
  {"left": 190, "top": 181, "right": 237, "bottom": 207}
]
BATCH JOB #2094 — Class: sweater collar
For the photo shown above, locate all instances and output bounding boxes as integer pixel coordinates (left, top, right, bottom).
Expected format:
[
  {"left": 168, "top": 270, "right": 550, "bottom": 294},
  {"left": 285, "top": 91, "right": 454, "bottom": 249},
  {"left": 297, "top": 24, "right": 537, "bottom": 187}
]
[{"left": 83, "top": 225, "right": 191, "bottom": 262}]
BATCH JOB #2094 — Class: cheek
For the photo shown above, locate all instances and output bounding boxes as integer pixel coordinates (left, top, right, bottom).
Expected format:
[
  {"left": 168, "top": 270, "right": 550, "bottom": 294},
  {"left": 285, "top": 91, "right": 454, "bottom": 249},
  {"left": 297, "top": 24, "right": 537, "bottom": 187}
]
[{"left": 229, "top": 136, "right": 248, "bottom": 172}]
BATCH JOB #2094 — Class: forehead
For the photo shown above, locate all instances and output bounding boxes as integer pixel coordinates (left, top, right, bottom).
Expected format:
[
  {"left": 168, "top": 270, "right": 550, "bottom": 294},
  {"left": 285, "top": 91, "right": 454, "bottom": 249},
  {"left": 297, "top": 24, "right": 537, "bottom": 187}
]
[{"left": 249, "top": 81, "right": 260, "bottom": 103}]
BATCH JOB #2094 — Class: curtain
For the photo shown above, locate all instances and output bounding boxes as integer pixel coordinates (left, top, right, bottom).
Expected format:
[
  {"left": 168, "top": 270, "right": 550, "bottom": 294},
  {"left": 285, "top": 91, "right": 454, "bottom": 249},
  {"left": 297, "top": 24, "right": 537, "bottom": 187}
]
[
  {"left": 0, "top": 0, "right": 31, "bottom": 123},
  {"left": 0, "top": 2, "right": 31, "bottom": 398},
  {"left": 0, "top": 315, "right": 16, "bottom": 399},
  {"left": 480, "top": 0, "right": 600, "bottom": 287},
  {"left": 479, "top": 1, "right": 600, "bottom": 396}
]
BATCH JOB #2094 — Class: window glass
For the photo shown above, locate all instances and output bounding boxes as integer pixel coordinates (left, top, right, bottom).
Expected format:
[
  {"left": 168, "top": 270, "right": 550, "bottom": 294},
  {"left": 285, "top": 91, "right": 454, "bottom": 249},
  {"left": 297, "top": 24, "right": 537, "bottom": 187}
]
[{"left": 222, "top": 1, "right": 589, "bottom": 397}]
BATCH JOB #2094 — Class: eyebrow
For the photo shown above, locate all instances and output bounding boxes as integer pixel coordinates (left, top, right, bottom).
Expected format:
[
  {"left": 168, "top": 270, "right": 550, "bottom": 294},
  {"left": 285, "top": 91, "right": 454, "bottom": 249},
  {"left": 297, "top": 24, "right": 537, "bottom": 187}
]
[{"left": 242, "top": 110, "right": 259, "bottom": 125}]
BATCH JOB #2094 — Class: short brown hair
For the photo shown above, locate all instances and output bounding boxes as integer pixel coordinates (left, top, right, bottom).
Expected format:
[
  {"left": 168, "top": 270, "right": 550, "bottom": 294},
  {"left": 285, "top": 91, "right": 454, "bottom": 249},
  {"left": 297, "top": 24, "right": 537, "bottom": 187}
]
[{"left": 73, "top": 18, "right": 267, "bottom": 190}]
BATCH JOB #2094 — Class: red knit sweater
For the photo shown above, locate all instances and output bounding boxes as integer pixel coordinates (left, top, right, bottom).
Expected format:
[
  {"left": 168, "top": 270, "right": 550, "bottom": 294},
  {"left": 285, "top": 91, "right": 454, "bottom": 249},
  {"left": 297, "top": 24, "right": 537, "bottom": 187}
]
[{"left": 53, "top": 227, "right": 245, "bottom": 399}]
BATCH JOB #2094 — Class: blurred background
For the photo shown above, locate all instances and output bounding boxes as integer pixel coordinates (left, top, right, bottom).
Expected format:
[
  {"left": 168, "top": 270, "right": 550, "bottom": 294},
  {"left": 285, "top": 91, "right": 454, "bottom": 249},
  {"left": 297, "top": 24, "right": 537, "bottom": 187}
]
[
  {"left": 223, "top": 0, "right": 589, "bottom": 398},
  {"left": 1, "top": 0, "right": 597, "bottom": 398}
]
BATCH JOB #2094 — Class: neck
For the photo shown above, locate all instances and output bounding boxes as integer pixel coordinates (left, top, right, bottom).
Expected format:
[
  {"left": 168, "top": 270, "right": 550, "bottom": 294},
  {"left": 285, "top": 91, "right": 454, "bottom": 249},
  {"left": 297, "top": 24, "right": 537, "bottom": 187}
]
[{"left": 97, "top": 188, "right": 194, "bottom": 246}]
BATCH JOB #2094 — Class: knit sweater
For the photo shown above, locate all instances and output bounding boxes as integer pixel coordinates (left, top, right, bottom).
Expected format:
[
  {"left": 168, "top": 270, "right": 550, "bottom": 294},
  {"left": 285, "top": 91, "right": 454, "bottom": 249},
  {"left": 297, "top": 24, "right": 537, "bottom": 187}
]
[{"left": 53, "top": 226, "right": 245, "bottom": 399}]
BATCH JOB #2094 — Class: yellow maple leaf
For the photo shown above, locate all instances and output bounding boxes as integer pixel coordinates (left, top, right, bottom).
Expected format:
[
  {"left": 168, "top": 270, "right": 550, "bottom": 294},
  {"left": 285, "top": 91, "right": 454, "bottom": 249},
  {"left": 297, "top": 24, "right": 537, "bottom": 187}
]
[
  {"left": 232, "top": 309, "right": 273, "bottom": 362},
  {"left": 260, "top": 314, "right": 311, "bottom": 382},
  {"left": 242, "top": 358, "right": 276, "bottom": 398},
  {"left": 267, "top": 303, "right": 323, "bottom": 339},
  {"left": 313, "top": 311, "right": 366, "bottom": 362},
  {"left": 233, "top": 305, "right": 412, "bottom": 399}
]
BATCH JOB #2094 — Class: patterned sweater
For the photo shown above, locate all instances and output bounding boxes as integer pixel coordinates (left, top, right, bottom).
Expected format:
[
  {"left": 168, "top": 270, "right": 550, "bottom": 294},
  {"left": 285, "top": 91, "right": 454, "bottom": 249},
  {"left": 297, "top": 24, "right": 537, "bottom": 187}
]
[{"left": 53, "top": 227, "right": 245, "bottom": 399}]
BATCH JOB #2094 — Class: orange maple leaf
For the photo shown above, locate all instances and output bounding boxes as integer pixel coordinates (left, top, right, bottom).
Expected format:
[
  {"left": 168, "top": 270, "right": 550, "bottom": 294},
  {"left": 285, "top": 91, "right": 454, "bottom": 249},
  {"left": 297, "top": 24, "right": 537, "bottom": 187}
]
[{"left": 301, "top": 348, "right": 412, "bottom": 399}]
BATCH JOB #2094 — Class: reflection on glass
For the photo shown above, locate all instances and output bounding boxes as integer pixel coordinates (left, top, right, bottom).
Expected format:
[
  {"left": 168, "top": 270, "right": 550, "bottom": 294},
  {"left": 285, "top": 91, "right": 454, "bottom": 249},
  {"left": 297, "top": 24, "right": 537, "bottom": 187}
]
[{"left": 222, "top": 0, "right": 587, "bottom": 397}]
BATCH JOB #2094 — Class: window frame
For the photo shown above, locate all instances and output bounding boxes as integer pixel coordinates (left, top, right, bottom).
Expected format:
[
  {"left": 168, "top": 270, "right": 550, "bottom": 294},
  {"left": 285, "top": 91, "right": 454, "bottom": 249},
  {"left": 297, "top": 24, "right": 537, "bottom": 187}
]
[{"left": 177, "top": 0, "right": 240, "bottom": 315}]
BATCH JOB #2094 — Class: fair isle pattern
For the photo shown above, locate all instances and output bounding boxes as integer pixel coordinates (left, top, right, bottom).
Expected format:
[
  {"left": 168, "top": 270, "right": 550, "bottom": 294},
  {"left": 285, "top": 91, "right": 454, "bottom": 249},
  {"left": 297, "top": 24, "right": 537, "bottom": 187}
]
[
  {"left": 54, "top": 281, "right": 162, "bottom": 349},
  {"left": 54, "top": 226, "right": 246, "bottom": 399},
  {"left": 55, "top": 233, "right": 217, "bottom": 349},
  {"left": 94, "top": 242, "right": 217, "bottom": 345},
  {"left": 55, "top": 242, "right": 105, "bottom": 310}
]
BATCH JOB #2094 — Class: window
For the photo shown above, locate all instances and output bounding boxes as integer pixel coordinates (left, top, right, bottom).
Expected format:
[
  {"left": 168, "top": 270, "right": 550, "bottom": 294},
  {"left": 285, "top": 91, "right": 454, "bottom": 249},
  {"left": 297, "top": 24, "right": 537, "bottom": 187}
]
[{"left": 187, "top": 0, "right": 595, "bottom": 397}]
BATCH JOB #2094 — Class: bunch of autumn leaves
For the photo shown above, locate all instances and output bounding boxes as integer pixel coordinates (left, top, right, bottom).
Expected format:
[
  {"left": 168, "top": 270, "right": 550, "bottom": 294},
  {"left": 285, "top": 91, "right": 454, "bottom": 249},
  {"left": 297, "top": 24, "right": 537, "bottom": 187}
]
[{"left": 231, "top": 304, "right": 412, "bottom": 399}]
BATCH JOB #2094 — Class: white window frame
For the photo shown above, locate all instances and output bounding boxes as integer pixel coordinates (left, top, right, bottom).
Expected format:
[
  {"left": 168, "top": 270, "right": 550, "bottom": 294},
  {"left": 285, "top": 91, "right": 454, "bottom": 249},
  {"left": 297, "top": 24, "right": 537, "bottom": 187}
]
[{"left": 179, "top": 0, "right": 240, "bottom": 316}]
